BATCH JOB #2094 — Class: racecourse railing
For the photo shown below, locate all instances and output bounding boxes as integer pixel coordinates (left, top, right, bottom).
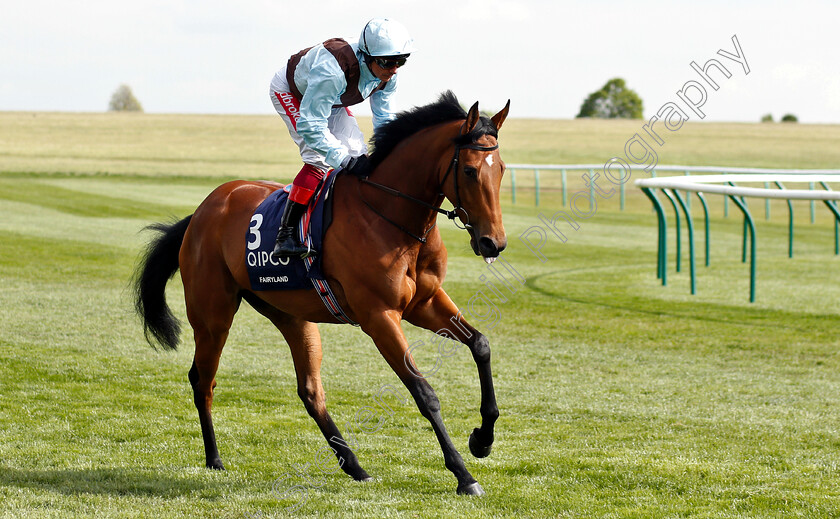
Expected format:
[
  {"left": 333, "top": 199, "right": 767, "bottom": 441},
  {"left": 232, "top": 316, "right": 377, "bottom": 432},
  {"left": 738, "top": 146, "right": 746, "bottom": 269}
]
[
  {"left": 506, "top": 164, "right": 840, "bottom": 302},
  {"left": 635, "top": 172, "right": 840, "bottom": 302},
  {"left": 506, "top": 163, "right": 840, "bottom": 213}
]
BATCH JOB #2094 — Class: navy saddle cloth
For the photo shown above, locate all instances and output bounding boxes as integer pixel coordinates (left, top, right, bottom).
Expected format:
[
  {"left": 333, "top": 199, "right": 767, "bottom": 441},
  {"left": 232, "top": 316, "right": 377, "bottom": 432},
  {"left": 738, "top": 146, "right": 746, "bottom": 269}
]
[{"left": 245, "top": 172, "right": 337, "bottom": 291}]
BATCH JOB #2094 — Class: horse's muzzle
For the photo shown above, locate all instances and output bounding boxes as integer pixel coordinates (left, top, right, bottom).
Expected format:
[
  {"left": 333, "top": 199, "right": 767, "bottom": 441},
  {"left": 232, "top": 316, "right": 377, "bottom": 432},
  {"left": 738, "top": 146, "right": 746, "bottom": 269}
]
[{"left": 471, "top": 234, "right": 506, "bottom": 262}]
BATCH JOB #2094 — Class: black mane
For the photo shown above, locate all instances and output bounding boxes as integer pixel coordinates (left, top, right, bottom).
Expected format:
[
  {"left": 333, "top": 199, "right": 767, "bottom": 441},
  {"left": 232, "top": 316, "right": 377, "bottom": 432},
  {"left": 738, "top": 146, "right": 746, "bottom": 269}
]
[{"left": 368, "top": 91, "right": 497, "bottom": 170}]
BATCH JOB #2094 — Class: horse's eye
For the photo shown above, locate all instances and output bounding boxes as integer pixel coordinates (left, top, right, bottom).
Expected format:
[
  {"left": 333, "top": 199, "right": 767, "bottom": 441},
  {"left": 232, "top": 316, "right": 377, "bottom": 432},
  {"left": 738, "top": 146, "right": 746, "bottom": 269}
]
[{"left": 464, "top": 166, "right": 478, "bottom": 178}]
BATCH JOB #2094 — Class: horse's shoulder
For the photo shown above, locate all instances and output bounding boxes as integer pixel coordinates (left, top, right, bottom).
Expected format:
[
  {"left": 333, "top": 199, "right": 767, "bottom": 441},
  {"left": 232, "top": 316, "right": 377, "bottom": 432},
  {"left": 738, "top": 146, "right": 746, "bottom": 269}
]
[{"left": 415, "top": 237, "right": 447, "bottom": 280}]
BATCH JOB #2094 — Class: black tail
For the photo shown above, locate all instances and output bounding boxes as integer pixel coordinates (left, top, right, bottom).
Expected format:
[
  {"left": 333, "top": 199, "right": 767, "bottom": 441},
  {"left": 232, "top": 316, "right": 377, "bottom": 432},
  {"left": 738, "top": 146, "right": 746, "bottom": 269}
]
[{"left": 133, "top": 215, "right": 192, "bottom": 350}]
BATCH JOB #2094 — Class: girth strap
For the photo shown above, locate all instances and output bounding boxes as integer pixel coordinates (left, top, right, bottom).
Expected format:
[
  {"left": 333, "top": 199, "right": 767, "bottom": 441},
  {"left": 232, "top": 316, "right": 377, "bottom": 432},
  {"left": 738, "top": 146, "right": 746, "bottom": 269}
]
[{"left": 297, "top": 176, "right": 359, "bottom": 326}]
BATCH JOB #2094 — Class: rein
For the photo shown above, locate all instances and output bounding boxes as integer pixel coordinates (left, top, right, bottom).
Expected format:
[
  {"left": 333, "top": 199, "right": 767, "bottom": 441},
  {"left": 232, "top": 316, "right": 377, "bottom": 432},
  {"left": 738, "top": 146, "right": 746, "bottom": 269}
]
[{"left": 358, "top": 139, "right": 499, "bottom": 243}]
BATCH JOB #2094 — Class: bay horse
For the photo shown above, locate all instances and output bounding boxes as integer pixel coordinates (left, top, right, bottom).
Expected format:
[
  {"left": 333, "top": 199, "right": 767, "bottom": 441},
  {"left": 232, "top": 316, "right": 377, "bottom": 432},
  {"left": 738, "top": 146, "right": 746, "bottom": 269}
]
[{"left": 133, "top": 91, "right": 509, "bottom": 496}]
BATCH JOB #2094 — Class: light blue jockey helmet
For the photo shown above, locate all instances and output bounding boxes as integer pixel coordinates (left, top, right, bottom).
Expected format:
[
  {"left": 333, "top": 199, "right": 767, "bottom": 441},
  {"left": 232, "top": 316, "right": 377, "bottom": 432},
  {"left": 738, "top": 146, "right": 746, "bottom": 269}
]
[{"left": 359, "top": 18, "right": 415, "bottom": 57}]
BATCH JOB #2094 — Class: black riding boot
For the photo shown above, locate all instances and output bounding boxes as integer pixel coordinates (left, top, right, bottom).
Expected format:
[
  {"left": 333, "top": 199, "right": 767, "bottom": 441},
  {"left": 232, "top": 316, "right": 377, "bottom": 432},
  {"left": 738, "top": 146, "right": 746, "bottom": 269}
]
[{"left": 271, "top": 200, "right": 314, "bottom": 259}]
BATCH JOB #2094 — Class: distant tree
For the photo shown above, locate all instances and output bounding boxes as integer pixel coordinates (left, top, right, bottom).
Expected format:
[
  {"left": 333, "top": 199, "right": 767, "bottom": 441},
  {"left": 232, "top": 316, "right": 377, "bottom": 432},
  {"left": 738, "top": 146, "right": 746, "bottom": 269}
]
[
  {"left": 576, "top": 78, "right": 643, "bottom": 119},
  {"left": 781, "top": 113, "right": 798, "bottom": 123},
  {"left": 108, "top": 84, "right": 143, "bottom": 112},
  {"left": 761, "top": 113, "right": 774, "bottom": 123}
]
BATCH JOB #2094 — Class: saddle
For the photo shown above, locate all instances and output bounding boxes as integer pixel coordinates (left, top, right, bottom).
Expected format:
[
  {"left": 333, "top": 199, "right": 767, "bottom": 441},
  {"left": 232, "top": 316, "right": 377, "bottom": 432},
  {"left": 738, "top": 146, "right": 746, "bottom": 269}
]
[{"left": 245, "top": 172, "right": 337, "bottom": 291}]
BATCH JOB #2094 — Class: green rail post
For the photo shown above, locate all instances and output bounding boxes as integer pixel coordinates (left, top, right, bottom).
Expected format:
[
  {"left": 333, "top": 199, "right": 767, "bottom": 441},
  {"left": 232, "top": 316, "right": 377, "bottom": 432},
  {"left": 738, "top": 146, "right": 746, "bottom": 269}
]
[
  {"left": 684, "top": 170, "right": 691, "bottom": 211},
  {"left": 819, "top": 181, "right": 840, "bottom": 255},
  {"left": 662, "top": 188, "right": 681, "bottom": 273},
  {"left": 764, "top": 182, "right": 771, "bottom": 220},
  {"left": 641, "top": 187, "right": 667, "bottom": 285},
  {"left": 810, "top": 182, "right": 816, "bottom": 223},
  {"left": 775, "top": 181, "right": 793, "bottom": 258},
  {"left": 743, "top": 214, "right": 749, "bottom": 263},
  {"left": 673, "top": 190, "right": 696, "bottom": 295},
  {"left": 821, "top": 199, "right": 840, "bottom": 255},
  {"left": 511, "top": 169, "right": 516, "bottom": 204},
  {"left": 728, "top": 194, "right": 757, "bottom": 303},
  {"left": 727, "top": 182, "right": 748, "bottom": 263},
  {"left": 589, "top": 169, "right": 595, "bottom": 213},
  {"left": 723, "top": 171, "right": 729, "bottom": 218},
  {"left": 696, "top": 192, "right": 710, "bottom": 266},
  {"left": 535, "top": 169, "right": 540, "bottom": 207},
  {"left": 825, "top": 200, "right": 840, "bottom": 255},
  {"left": 620, "top": 180, "right": 625, "bottom": 211},
  {"left": 649, "top": 169, "right": 657, "bottom": 215},
  {"left": 561, "top": 169, "right": 567, "bottom": 206}
]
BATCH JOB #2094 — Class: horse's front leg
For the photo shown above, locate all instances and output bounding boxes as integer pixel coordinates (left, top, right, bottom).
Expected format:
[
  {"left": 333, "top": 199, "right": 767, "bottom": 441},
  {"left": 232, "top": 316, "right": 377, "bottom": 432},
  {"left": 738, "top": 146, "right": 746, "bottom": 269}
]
[
  {"left": 361, "top": 309, "right": 484, "bottom": 496},
  {"left": 404, "top": 288, "right": 499, "bottom": 459}
]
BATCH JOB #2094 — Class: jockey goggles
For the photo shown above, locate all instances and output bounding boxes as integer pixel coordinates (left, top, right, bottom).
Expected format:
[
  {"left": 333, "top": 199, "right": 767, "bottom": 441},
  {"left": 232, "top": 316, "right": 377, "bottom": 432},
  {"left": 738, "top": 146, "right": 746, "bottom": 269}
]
[{"left": 373, "top": 55, "right": 408, "bottom": 69}]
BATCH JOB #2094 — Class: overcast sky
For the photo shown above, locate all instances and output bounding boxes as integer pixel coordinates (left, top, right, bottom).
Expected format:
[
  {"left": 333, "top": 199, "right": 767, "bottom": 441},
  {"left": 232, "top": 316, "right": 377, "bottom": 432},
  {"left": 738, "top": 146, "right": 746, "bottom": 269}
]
[{"left": 2, "top": 0, "right": 838, "bottom": 123}]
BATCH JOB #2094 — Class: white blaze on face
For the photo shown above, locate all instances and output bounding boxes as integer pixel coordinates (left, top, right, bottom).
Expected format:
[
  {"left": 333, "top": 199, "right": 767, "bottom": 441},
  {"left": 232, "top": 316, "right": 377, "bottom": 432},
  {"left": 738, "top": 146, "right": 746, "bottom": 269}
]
[{"left": 485, "top": 155, "right": 494, "bottom": 168}]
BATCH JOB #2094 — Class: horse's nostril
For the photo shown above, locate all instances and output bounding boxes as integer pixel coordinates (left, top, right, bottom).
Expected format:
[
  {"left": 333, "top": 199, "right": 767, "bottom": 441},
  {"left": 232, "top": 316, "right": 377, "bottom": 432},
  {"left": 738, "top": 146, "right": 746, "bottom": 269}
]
[{"left": 478, "top": 237, "right": 498, "bottom": 256}]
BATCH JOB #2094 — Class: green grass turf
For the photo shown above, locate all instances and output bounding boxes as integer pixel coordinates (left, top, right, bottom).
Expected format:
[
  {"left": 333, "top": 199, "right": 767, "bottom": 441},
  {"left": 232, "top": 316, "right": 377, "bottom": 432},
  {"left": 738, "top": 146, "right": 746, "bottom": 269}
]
[{"left": 0, "top": 112, "right": 838, "bottom": 518}]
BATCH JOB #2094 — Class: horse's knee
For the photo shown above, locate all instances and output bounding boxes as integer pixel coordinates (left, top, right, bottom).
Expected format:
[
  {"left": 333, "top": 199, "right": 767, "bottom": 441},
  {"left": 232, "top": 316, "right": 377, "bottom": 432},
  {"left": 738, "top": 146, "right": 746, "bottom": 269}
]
[
  {"left": 470, "top": 333, "right": 491, "bottom": 364},
  {"left": 412, "top": 380, "right": 441, "bottom": 417}
]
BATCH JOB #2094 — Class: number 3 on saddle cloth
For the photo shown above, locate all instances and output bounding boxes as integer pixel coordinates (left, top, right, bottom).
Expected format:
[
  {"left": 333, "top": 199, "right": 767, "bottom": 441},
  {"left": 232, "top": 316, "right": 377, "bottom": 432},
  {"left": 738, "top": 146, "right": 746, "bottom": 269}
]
[{"left": 245, "top": 170, "right": 357, "bottom": 325}]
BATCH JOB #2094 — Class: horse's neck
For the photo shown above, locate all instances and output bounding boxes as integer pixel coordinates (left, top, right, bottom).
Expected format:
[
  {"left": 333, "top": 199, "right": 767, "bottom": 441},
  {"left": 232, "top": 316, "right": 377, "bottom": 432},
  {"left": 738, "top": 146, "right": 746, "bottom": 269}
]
[
  {"left": 340, "top": 124, "right": 455, "bottom": 254},
  {"left": 373, "top": 128, "right": 451, "bottom": 208}
]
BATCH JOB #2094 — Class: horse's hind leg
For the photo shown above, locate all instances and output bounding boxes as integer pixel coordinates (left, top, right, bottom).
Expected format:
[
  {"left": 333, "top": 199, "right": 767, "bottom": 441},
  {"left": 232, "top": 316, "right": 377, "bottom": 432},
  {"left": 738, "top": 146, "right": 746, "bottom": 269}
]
[
  {"left": 243, "top": 295, "right": 370, "bottom": 481},
  {"left": 279, "top": 319, "right": 372, "bottom": 481},
  {"left": 184, "top": 276, "right": 241, "bottom": 470}
]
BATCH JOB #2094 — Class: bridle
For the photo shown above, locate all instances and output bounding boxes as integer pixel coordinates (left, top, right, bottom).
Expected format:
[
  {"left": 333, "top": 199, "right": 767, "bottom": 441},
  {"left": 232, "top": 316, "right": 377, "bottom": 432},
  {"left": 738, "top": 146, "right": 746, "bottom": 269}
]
[{"left": 358, "top": 136, "right": 499, "bottom": 243}]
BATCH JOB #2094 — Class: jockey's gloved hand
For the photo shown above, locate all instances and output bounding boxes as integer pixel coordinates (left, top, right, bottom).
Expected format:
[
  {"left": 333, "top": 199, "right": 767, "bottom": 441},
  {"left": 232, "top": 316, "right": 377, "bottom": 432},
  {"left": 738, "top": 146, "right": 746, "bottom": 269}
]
[{"left": 342, "top": 154, "right": 371, "bottom": 178}]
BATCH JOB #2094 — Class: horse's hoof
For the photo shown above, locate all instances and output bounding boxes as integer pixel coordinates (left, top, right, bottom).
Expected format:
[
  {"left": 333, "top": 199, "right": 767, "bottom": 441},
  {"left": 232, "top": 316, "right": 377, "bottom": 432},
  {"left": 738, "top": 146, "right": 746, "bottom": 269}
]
[
  {"left": 350, "top": 467, "right": 372, "bottom": 481},
  {"left": 456, "top": 482, "right": 485, "bottom": 496},
  {"left": 469, "top": 430, "right": 492, "bottom": 458},
  {"left": 359, "top": 476, "right": 374, "bottom": 483},
  {"left": 207, "top": 459, "right": 225, "bottom": 470}
]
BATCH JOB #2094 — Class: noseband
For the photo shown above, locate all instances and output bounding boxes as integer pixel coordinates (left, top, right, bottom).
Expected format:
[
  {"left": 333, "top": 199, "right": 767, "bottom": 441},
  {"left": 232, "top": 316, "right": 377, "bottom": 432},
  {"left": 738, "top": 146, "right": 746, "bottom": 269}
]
[{"left": 358, "top": 139, "right": 499, "bottom": 243}]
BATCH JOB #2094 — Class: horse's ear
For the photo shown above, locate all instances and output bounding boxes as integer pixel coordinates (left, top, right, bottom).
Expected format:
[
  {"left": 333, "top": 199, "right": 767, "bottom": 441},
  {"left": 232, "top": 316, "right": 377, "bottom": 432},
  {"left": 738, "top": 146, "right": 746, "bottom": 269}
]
[
  {"left": 491, "top": 100, "right": 511, "bottom": 131},
  {"left": 463, "top": 101, "right": 480, "bottom": 134}
]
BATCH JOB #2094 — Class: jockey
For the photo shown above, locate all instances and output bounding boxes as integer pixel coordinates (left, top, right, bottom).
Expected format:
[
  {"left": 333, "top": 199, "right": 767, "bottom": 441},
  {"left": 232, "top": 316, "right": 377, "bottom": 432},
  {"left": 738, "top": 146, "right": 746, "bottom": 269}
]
[{"left": 269, "top": 18, "right": 415, "bottom": 259}]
